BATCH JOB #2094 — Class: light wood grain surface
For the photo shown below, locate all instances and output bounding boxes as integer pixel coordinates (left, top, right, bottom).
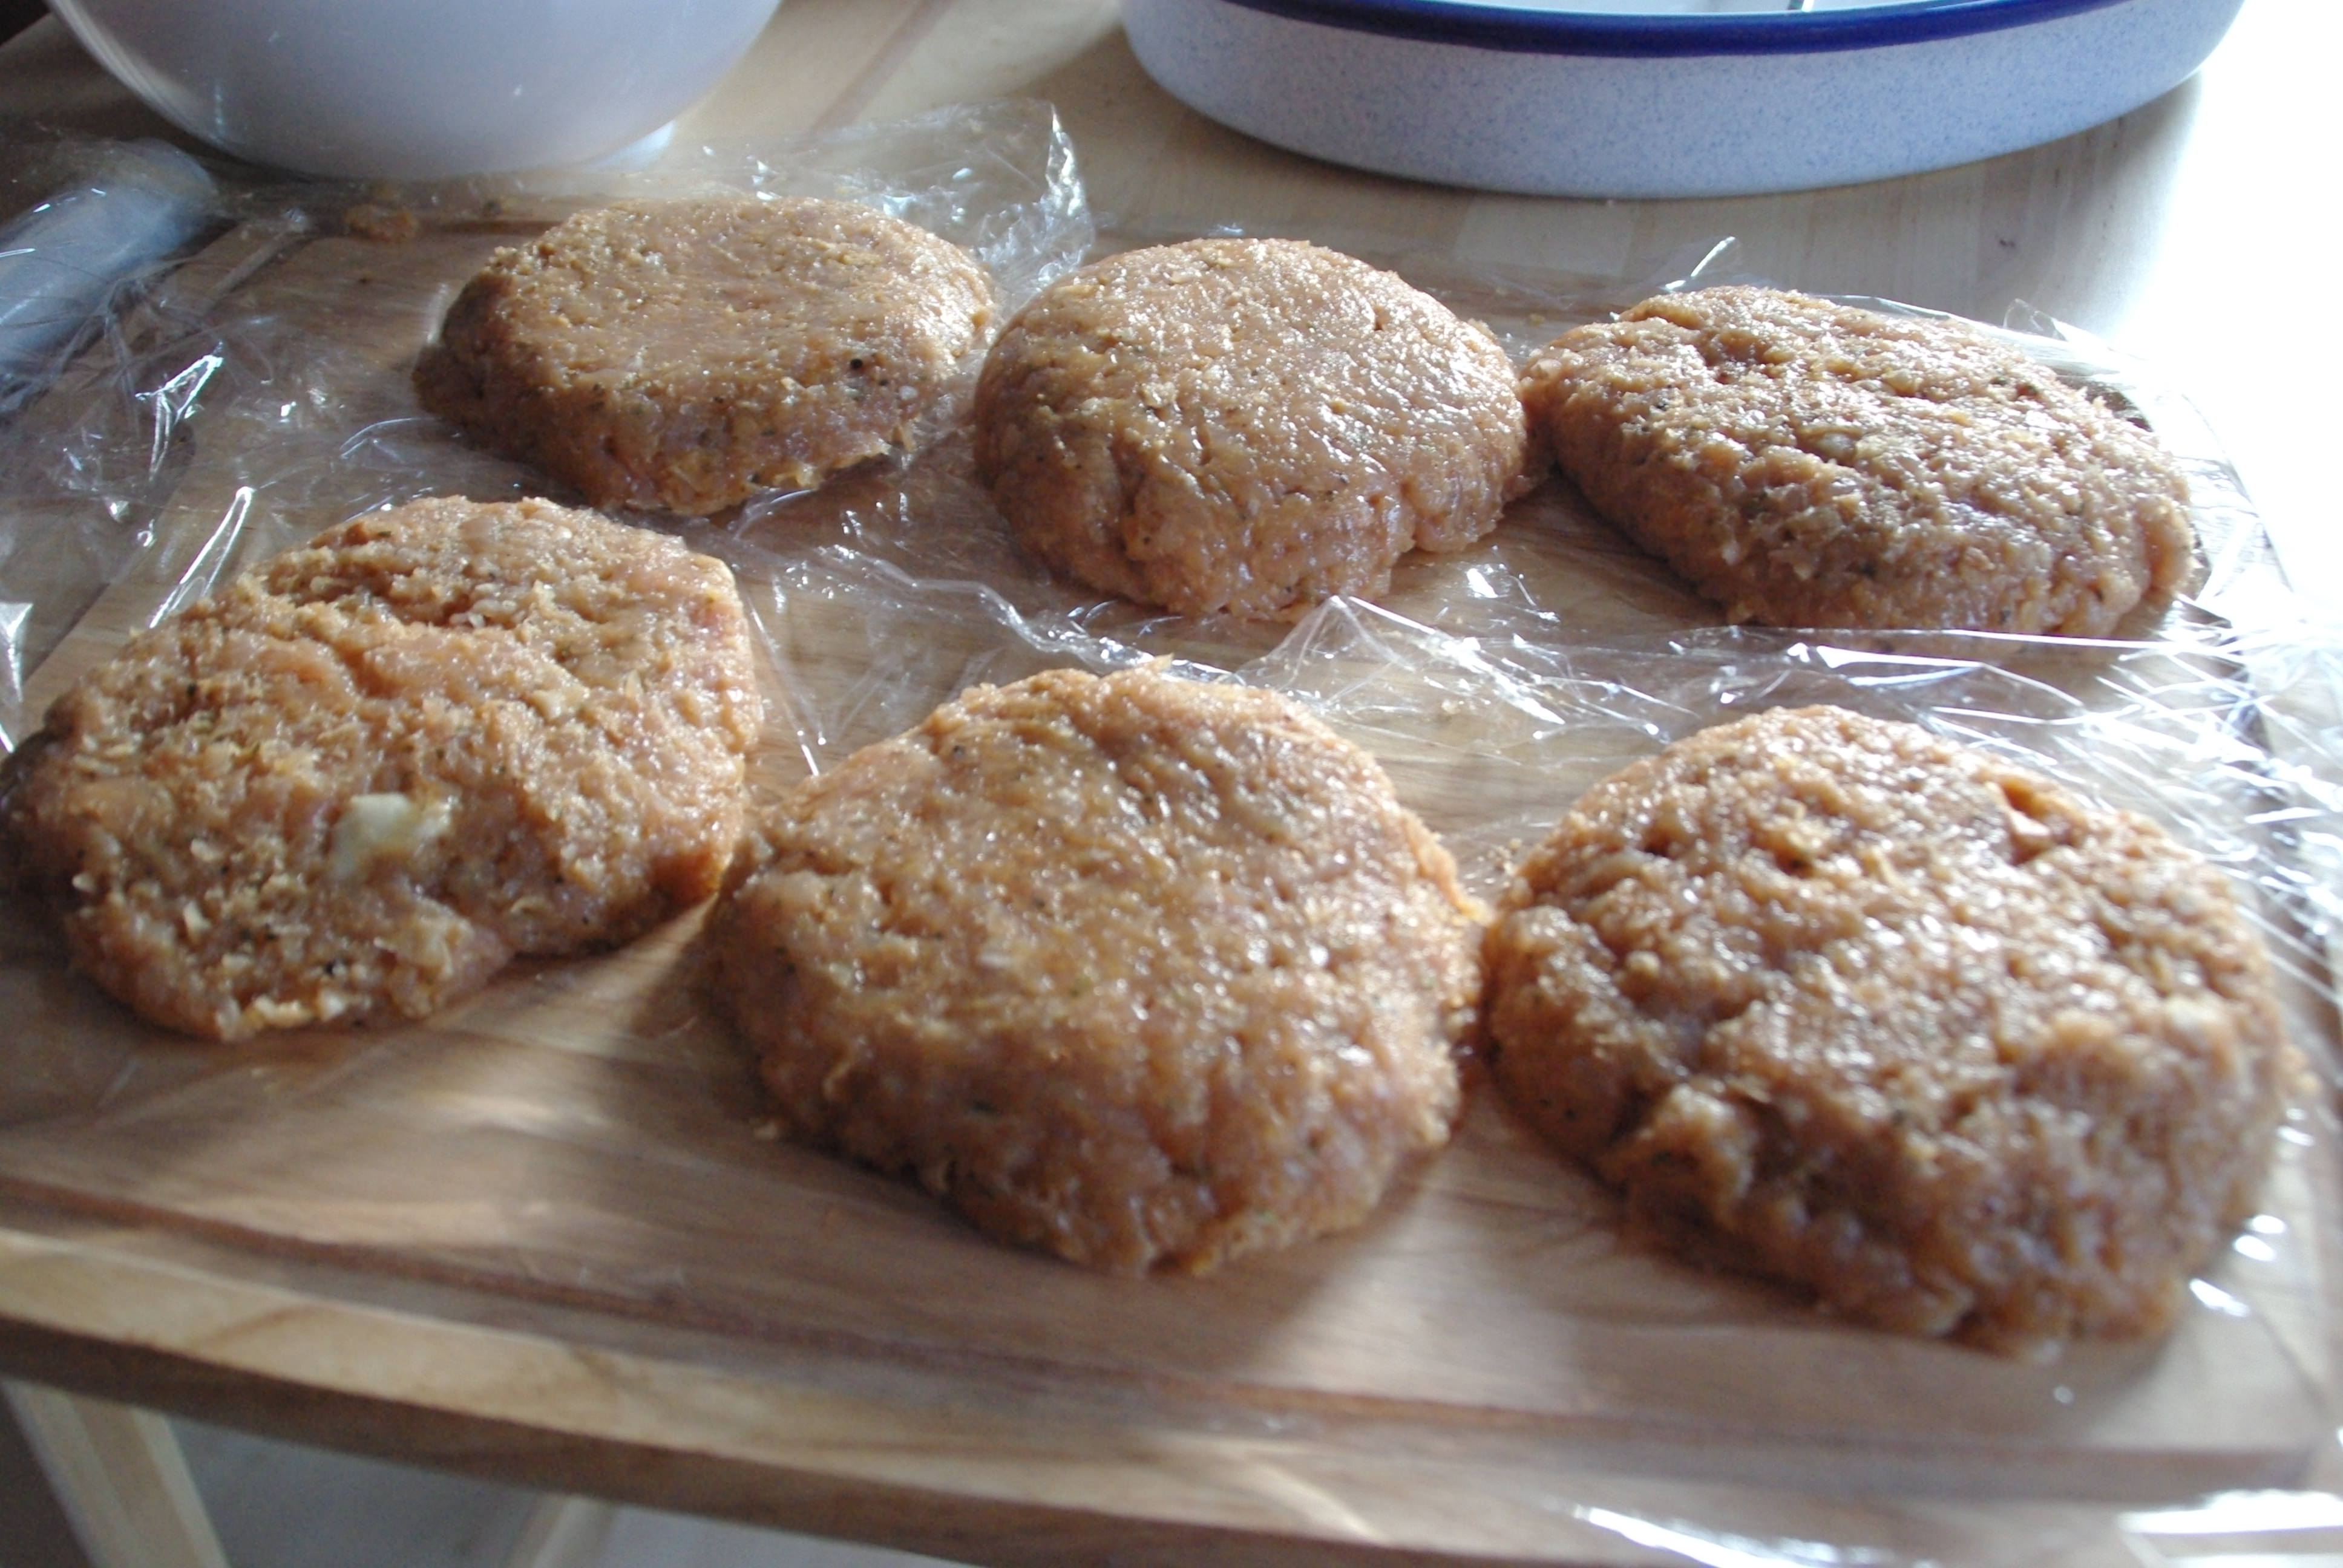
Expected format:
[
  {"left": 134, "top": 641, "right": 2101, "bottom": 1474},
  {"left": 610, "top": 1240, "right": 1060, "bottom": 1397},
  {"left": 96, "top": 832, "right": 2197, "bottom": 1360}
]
[{"left": 1, "top": 4, "right": 2338, "bottom": 1566}]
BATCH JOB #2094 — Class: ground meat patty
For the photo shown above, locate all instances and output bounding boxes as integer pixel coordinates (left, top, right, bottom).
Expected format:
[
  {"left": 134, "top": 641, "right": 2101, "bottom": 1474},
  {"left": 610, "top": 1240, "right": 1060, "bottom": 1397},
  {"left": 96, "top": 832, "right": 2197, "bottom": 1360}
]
[
  {"left": 416, "top": 197, "right": 997, "bottom": 515},
  {"left": 708, "top": 665, "right": 1484, "bottom": 1273},
  {"left": 1483, "top": 705, "right": 2295, "bottom": 1353},
  {"left": 973, "top": 238, "right": 1530, "bottom": 619},
  {"left": 0, "top": 497, "right": 762, "bottom": 1040},
  {"left": 1518, "top": 287, "right": 2197, "bottom": 633}
]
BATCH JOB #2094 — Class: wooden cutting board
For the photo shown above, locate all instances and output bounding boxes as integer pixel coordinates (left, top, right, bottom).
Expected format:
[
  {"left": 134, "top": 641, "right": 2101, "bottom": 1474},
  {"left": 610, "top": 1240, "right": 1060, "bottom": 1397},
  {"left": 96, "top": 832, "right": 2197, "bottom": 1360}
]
[{"left": 0, "top": 175, "right": 2333, "bottom": 1568}]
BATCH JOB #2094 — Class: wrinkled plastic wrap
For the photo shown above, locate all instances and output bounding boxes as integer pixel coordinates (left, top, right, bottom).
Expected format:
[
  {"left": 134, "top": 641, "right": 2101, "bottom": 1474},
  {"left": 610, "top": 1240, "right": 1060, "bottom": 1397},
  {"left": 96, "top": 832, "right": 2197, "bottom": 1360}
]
[
  {"left": 0, "top": 138, "right": 218, "bottom": 415},
  {"left": 2, "top": 102, "right": 2341, "bottom": 1568}
]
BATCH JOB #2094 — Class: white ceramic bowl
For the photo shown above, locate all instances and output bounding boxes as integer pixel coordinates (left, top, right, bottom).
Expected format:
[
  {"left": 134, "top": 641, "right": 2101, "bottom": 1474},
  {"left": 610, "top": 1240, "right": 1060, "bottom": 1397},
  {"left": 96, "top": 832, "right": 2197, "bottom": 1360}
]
[
  {"left": 47, "top": 0, "right": 785, "bottom": 180},
  {"left": 1123, "top": 0, "right": 2244, "bottom": 198}
]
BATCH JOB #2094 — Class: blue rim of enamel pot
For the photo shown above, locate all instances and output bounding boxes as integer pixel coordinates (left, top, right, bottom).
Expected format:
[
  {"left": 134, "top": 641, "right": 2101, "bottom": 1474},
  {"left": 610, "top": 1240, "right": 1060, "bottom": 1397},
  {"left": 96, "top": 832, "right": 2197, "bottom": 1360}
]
[{"left": 1204, "top": 0, "right": 2137, "bottom": 56}]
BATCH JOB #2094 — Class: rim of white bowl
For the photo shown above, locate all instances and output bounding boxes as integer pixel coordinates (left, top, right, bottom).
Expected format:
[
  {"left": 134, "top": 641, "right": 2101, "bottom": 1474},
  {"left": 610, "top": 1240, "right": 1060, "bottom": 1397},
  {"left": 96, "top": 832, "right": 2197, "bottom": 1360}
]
[{"left": 1199, "top": 0, "right": 2137, "bottom": 55}]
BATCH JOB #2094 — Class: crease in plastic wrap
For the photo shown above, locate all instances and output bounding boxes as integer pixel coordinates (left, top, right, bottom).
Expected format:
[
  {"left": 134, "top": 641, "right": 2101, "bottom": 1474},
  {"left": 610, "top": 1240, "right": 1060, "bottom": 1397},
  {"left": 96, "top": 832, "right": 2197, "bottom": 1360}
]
[{"left": 2, "top": 108, "right": 2341, "bottom": 1568}]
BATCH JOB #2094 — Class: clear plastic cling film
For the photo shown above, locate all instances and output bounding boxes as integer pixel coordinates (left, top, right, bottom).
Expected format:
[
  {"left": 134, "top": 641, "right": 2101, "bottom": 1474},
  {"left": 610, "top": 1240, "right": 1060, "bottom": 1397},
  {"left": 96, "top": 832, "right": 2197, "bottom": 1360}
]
[
  {"left": 0, "top": 106, "right": 2341, "bottom": 1568},
  {"left": 0, "top": 100, "right": 1092, "bottom": 746}
]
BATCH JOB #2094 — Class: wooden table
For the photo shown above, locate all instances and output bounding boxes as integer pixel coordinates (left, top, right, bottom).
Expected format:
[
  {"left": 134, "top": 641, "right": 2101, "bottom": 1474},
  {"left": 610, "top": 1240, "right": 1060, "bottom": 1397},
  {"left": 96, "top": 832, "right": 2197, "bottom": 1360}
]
[{"left": 2, "top": 4, "right": 2338, "bottom": 1566}]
